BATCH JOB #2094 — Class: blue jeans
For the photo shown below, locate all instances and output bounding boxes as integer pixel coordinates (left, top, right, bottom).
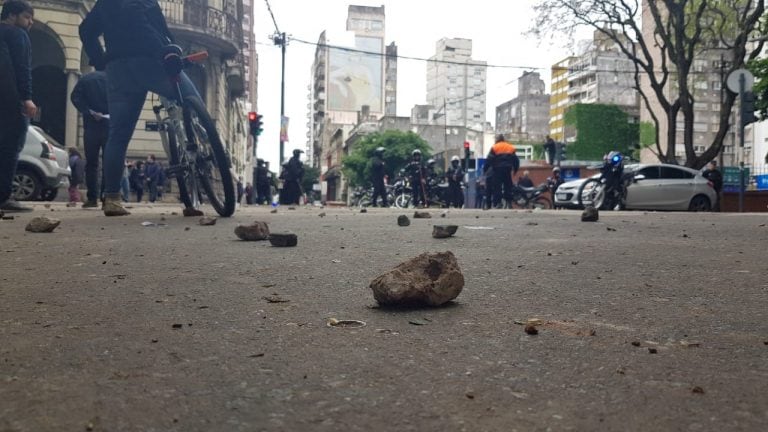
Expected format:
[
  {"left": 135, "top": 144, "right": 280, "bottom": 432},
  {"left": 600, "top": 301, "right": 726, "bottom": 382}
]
[
  {"left": 103, "top": 57, "right": 200, "bottom": 195},
  {"left": 120, "top": 175, "right": 130, "bottom": 201}
]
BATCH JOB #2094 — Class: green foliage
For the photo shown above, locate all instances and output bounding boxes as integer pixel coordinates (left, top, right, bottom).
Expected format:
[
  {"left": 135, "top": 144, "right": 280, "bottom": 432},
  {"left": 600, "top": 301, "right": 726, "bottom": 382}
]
[
  {"left": 639, "top": 121, "right": 656, "bottom": 147},
  {"left": 301, "top": 165, "right": 320, "bottom": 194},
  {"left": 748, "top": 57, "right": 768, "bottom": 120},
  {"left": 564, "top": 104, "right": 639, "bottom": 160},
  {"left": 341, "top": 130, "right": 432, "bottom": 188}
]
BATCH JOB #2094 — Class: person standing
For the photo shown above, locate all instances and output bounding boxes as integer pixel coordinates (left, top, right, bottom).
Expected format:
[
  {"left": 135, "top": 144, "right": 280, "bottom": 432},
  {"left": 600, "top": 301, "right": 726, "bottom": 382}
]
[
  {"left": 254, "top": 158, "right": 270, "bottom": 205},
  {"left": 486, "top": 134, "right": 520, "bottom": 208},
  {"left": 70, "top": 69, "right": 109, "bottom": 208},
  {"left": 67, "top": 148, "right": 86, "bottom": 205},
  {"left": 144, "top": 154, "right": 162, "bottom": 202},
  {"left": 120, "top": 160, "right": 131, "bottom": 202},
  {"left": 547, "top": 166, "right": 565, "bottom": 209},
  {"left": 130, "top": 160, "right": 145, "bottom": 203},
  {"left": 445, "top": 155, "right": 464, "bottom": 208},
  {"left": 475, "top": 173, "right": 486, "bottom": 209},
  {"left": 702, "top": 160, "right": 723, "bottom": 211},
  {"left": 406, "top": 149, "right": 427, "bottom": 207},
  {"left": 244, "top": 182, "right": 253, "bottom": 205},
  {"left": 280, "top": 149, "right": 304, "bottom": 205},
  {"left": 370, "top": 147, "right": 388, "bottom": 207},
  {"left": 236, "top": 176, "right": 244, "bottom": 205},
  {"left": 80, "top": 0, "right": 202, "bottom": 216},
  {"left": 0, "top": 0, "right": 36, "bottom": 212}
]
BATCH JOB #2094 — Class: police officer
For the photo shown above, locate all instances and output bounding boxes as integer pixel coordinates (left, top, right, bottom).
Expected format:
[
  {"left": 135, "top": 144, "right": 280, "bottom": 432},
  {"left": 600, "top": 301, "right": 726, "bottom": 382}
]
[
  {"left": 280, "top": 149, "right": 304, "bottom": 205},
  {"left": 547, "top": 166, "right": 565, "bottom": 209},
  {"left": 445, "top": 155, "right": 464, "bottom": 208},
  {"left": 486, "top": 134, "right": 520, "bottom": 208},
  {"left": 254, "top": 158, "right": 270, "bottom": 204},
  {"left": 370, "top": 146, "right": 388, "bottom": 207},
  {"left": 406, "top": 149, "right": 427, "bottom": 207}
]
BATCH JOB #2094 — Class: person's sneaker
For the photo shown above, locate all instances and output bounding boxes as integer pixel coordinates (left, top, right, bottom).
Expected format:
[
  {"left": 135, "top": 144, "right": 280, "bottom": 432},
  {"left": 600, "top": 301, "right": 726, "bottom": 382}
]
[
  {"left": 0, "top": 199, "right": 33, "bottom": 212},
  {"left": 81, "top": 200, "right": 99, "bottom": 208},
  {"left": 102, "top": 194, "right": 130, "bottom": 216}
]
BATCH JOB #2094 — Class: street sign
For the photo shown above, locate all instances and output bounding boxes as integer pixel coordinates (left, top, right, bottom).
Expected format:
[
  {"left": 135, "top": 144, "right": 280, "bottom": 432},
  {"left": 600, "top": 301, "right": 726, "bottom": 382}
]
[
  {"left": 723, "top": 166, "right": 750, "bottom": 192},
  {"left": 726, "top": 69, "right": 755, "bottom": 93},
  {"left": 756, "top": 174, "right": 768, "bottom": 190}
]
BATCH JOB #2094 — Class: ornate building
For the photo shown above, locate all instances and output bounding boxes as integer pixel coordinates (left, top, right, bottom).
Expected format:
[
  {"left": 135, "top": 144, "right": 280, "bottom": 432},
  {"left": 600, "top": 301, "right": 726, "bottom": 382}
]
[{"left": 14, "top": 0, "right": 252, "bottom": 178}]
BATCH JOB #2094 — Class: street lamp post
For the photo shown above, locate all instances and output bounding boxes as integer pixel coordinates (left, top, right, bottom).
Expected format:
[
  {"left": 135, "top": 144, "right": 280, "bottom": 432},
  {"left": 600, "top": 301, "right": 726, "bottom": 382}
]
[{"left": 273, "top": 32, "right": 287, "bottom": 165}]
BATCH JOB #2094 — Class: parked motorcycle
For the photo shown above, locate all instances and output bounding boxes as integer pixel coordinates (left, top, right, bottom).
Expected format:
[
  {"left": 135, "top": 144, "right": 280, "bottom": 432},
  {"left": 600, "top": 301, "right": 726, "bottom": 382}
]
[{"left": 506, "top": 183, "right": 552, "bottom": 209}]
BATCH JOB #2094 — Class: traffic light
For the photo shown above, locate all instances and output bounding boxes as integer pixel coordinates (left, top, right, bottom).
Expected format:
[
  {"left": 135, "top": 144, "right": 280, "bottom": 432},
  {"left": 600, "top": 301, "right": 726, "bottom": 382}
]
[
  {"left": 558, "top": 142, "right": 567, "bottom": 161},
  {"left": 742, "top": 91, "right": 758, "bottom": 127},
  {"left": 463, "top": 141, "right": 470, "bottom": 159},
  {"left": 248, "top": 112, "right": 264, "bottom": 137}
]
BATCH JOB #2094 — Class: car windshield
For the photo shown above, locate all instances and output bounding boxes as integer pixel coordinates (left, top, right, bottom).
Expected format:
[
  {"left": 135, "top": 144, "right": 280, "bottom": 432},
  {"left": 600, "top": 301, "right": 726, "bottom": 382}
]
[{"left": 31, "top": 126, "right": 64, "bottom": 149}]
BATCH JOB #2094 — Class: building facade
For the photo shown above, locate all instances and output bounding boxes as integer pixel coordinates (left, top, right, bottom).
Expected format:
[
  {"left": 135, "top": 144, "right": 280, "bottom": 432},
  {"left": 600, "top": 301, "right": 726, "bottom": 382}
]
[
  {"left": 495, "top": 71, "right": 550, "bottom": 144},
  {"left": 15, "top": 0, "right": 251, "bottom": 180},
  {"left": 549, "top": 56, "right": 575, "bottom": 142},
  {"left": 426, "top": 38, "right": 487, "bottom": 131}
]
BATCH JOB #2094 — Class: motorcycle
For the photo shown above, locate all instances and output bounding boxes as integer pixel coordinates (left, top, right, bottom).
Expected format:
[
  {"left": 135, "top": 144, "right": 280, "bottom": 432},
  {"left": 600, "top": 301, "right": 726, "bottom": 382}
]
[{"left": 505, "top": 183, "right": 552, "bottom": 209}]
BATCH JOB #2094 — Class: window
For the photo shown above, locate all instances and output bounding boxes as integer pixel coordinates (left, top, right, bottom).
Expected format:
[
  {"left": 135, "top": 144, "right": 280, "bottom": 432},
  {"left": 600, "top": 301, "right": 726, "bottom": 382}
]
[
  {"left": 660, "top": 166, "right": 694, "bottom": 179},
  {"left": 636, "top": 167, "right": 660, "bottom": 179}
]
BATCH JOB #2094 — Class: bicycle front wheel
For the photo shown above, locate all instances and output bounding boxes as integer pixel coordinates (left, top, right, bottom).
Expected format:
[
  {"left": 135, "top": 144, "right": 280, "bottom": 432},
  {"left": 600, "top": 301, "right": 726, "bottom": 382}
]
[
  {"left": 183, "top": 96, "right": 236, "bottom": 217},
  {"left": 578, "top": 178, "right": 605, "bottom": 209}
]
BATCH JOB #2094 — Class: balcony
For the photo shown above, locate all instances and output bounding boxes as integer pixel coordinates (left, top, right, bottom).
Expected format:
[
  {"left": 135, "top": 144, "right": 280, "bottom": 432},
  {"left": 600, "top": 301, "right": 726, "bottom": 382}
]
[
  {"left": 226, "top": 56, "right": 245, "bottom": 97},
  {"left": 160, "top": 0, "right": 241, "bottom": 56}
]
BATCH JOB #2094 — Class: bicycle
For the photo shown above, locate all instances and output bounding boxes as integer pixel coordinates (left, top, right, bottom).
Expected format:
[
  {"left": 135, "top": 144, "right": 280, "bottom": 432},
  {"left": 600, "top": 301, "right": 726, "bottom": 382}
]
[{"left": 151, "top": 50, "right": 236, "bottom": 217}]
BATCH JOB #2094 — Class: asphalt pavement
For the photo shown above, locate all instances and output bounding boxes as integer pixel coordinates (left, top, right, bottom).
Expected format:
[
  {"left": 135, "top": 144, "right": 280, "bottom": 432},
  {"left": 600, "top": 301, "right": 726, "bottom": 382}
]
[{"left": 1, "top": 202, "right": 767, "bottom": 431}]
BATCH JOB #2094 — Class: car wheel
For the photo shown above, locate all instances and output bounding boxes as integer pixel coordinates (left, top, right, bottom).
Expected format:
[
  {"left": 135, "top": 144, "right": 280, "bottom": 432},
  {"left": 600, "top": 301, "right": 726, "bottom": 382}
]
[
  {"left": 40, "top": 188, "right": 58, "bottom": 201},
  {"left": 688, "top": 195, "right": 711, "bottom": 212},
  {"left": 13, "top": 167, "right": 42, "bottom": 201}
]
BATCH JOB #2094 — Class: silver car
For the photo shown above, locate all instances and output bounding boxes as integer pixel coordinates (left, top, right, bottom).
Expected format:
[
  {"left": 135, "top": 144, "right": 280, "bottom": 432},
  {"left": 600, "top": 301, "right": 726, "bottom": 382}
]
[
  {"left": 13, "top": 126, "right": 71, "bottom": 201},
  {"left": 554, "top": 164, "right": 717, "bottom": 211}
]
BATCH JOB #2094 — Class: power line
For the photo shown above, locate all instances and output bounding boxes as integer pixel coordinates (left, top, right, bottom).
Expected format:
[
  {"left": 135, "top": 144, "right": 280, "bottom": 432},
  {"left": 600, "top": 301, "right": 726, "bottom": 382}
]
[{"left": 263, "top": 0, "right": 281, "bottom": 35}]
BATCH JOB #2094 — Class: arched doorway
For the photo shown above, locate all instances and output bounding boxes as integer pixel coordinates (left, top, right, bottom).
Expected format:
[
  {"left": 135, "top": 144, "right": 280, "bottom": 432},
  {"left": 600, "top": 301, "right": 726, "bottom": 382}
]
[{"left": 29, "top": 26, "right": 67, "bottom": 145}]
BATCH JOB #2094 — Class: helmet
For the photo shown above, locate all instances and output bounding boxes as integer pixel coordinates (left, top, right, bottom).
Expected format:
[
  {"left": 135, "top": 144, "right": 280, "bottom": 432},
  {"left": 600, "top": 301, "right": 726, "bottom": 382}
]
[
  {"left": 412, "top": 149, "right": 422, "bottom": 156},
  {"left": 451, "top": 155, "right": 460, "bottom": 162},
  {"left": 426, "top": 158, "right": 436, "bottom": 166},
  {"left": 552, "top": 166, "right": 561, "bottom": 173},
  {"left": 293, "top": 149, "right": 304, "bottom": 156},
  {"left": 374, "top": 146, "right": 385, "bottom": 154},
  {"left": 607, "top": 151, "right": 623, "bottom": 166},
  {"left": 257, "top": 158, "right": 264, "bottom": 165}
]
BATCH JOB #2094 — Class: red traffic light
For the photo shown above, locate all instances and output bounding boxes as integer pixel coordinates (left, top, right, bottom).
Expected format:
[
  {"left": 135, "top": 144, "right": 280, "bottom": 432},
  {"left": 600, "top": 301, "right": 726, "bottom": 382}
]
[
  {"left": 463, "top": 141, "right": 470, "bottom": 149},
  {"left": 248, "top": 111, "right": 257, "bottom": 121}
]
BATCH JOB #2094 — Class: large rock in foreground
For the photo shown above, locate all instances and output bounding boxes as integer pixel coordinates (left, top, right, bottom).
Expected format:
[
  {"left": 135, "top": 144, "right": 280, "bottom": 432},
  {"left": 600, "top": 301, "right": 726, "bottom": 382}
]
[
  {"left": 370, "top": 251, "right": 464, "bottom": 307},
  {"left": 25, "top": 216, "right": 60, "bottom": 233},
  {"left": 235, "top": 221, "right": 270, "bottom": 241},
  {"left": 581, "top": 206, "right": 599, "bottom": 222}
]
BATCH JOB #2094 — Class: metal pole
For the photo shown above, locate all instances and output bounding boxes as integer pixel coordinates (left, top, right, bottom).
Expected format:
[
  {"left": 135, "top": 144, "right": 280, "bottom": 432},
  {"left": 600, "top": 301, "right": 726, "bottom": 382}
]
[
  {"left": 739, "top": 73, "right": 745, "bottom": 213},
  {"left": 279, "top": 32, "right": 286, "bottom": 165}
]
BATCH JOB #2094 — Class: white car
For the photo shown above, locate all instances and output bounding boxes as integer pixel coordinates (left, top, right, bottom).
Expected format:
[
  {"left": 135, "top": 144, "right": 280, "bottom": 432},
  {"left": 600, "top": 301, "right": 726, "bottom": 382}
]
[
  {"left": 554, "top": 164, "right": 717, "bottom": 211},
  {"left": 13, "top": 126, "right": 71, "bottom": 201}
]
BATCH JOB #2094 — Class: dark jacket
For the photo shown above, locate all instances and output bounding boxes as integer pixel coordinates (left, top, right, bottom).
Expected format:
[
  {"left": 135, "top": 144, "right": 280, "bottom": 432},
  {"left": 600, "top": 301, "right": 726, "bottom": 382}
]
[
  {"left": 144, "top": 161, "right": 162, "bottom": 183},
  {"left": 283, "top": 157, "right": 304, "bottom": 182},
  {"left": 371, "top": 156, "right": 385, "bottom": 181},
  {"left": 446, "top": 164, "right": 464, "bottom": 185},
  {"left": 69, "top": 155, "right": 86, "bottom": 186},
  {"left": 518, "top": 176, "right": 534, "bottom": 188},
  {"left": 702, "top": 168, "right": 723, "bottom": 192},
  {"left": 0, "top": 23, "right": 32, "bottom": 102},
  {"left": 70, "top": 71, "right": 109, "bottom": 128},
  {"left": 487, "top": 141, "right": 520, "bottom": 173},
  {"left": 406, "top": 159, "right": 425, "bottom": 180},
  {"left": 79, "top": 0, "right": 174, "bottom": 69}
]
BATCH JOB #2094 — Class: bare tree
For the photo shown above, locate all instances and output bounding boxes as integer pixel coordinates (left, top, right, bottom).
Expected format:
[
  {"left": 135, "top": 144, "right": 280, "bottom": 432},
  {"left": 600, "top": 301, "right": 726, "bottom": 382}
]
[{"left": 532, "top": 0, "right": 765, "bottom": 168}]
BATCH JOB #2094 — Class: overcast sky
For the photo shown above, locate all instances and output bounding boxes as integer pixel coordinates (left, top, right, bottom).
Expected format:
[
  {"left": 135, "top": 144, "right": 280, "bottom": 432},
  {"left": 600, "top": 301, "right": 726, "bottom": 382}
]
[{"left": 253, "top": 0, "right": 584, "bottom": 167}]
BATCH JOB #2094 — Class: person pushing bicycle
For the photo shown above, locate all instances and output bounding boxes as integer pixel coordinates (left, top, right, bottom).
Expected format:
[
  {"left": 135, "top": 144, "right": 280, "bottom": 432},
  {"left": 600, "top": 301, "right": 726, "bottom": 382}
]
[{"left": 80, "top": 0, "right": 201, "bottom": 216}]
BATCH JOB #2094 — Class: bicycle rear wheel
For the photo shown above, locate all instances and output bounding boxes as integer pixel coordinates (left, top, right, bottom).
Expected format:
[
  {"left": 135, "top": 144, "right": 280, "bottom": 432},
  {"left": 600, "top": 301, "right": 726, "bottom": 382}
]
[
  {"left": 183, "top": 96, "right": 236, "bottom": 217},
  {"left": 165, "top": 123, "right": 193, "bottom": 208}
]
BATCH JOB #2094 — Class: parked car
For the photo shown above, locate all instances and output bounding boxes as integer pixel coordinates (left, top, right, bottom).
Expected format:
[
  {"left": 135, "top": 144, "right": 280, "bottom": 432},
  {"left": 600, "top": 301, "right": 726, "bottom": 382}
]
[
  {"left": 554, "top": 164, "right": 717, "bottom": 211},
  {"left": 13, "top": 126, "right": 70, "bottom": 201}
]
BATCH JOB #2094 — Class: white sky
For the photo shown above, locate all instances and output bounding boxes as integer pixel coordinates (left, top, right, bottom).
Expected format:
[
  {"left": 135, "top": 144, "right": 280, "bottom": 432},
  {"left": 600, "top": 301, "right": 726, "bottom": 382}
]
[{"left": 253, "top": 0, "right": 584, "bottom": 167}]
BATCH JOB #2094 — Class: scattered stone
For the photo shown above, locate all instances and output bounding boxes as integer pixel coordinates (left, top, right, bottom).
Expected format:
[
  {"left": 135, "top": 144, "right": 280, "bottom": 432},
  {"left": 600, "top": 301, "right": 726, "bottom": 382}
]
[
  {"left": 199, "top": 216, "right": 217, "bottom": 226},
  {"left": 413, "top": 211, "right": 432, "bottom": 219},
  {"left": 183, "top": 207, "right": 204, "bottom": 217},
  {"left": 691, "top": 386, "right": 705, "bottom": 394},
  {"left": 270, "top": 209, "right": 278, "bottom": 214},
  {"left": 631, "top": 341, "right": 641, "bottom": 347},
  {"left": 408, "top": 319, "right": 429, "bottom": 326},
  {"left": 263, "top": 295, "right": 289, "bottom": 303},
  {"left": 235, "top": 221, "right": 270, "bottom": 241},
  {"left": 171, "top": 212, "right": 178, "bottom": 216},
  {"left": 526, "top": 222, "right": 538, "bottom": 226},
  {"left": 432, "top": 225, "right": 458, "bottom": 239},
  {"left": 43, "top": 204, "right": 50, "bottom": 209},
  {"left": 1, "top": 215, "right": 14, "bottom": 221},
  {"left": 648, "top": 347, "right": 658, "bottom": 354},
  {"left": 682, "top": 233, "right": 689, "bottom": 238},
  {"left": 581, "top": 206, "right": 599, "bottom": 222},
  {"left": 465, "top": 392, "right": 475, "bottom": 400},
  {"left": 247, "top": 353, "right": 265, "bottom": 358},
  {"left": 25, "top": 216, "right": 60, "bottom": 233},
  {"left": 524, "top": 324, "right": 539, "bottom": 335},
  {"left": 66, "top": 202, "right": 77, "bottom": 207},
  {"left": 288, "top": 206, "right": 296, "bottom": 210},
  {"left": 606, "top": 227, "right": 617, "bottom": 232},
  {"left": 397, "top": 215, "right": 411, "bottom": 226},
  {"left": 269, "top": 232, "right": 298, "bottom": 247},
  {"left": 327, "top": 318, "right": 366, "bottom": 328},
  {"left": 184, "top": 227, "right": 191, "bottom": 231},
  {"left": 440, "top": 212, "right": 447, "bottom": 218},
  {"left": 360, "top": 208, "right": 367, "bottom": 213},
  {"left": 616, "top": 367, "right": 626, "bottom": 375},
  {"left": 171, "top": 324, "right": 183, "bottom": 329},
  {"left": 369, "top": 251, "right": 464, "bottom": 307},
  {"left": 526, "top": 318, "right": 543, "bottom": 326},
  {"left": 318, "top": 212, "right": 326, "bottom": 218}
]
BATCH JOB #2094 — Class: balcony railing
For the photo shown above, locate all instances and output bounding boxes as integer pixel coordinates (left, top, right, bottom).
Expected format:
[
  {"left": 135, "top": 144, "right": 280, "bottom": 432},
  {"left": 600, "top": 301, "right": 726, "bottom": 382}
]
[{"left": 160, "top": 0, "right": 241, "bottom": 54}]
